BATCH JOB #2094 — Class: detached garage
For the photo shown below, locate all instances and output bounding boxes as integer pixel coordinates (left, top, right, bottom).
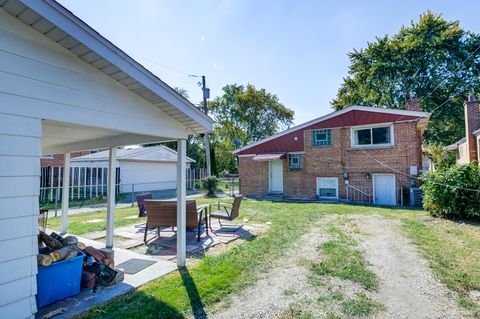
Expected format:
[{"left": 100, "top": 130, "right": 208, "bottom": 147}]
[
  {"left": 70, "top": 145, "right": 195, "bottom": 194},
  {"left": 0, "top": 0, "right": 213, "bottom": 317}
]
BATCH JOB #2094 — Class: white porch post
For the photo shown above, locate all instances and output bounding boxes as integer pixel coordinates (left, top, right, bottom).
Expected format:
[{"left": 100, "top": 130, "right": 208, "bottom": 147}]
[
  {"left": 106, "top": 147, "right": 117, "bottom": 248},
  {"left": 176, "top": 139, "right": 187, "bottom": 268},
  {"left": 60, "top": 152, "right": 70, "bottom": 234}
]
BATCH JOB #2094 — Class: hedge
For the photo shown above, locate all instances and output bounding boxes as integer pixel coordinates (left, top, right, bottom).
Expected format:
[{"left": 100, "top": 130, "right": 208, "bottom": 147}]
[{"left": 421, "top": 163, "right": 480, "bottom": 221}]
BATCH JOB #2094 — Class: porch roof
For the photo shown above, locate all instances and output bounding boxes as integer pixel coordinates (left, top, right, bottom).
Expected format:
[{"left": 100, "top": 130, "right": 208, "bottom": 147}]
[
  {"left": 252, "top": 152, "right": 287, "bottom": 162},
  {"left": 1, "top": 0, "right": 213, "bottom": 134}
]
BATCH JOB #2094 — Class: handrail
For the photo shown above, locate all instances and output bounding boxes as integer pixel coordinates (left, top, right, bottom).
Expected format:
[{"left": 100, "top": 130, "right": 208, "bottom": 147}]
[{"left": 346, "top": 184, "right": 371, "bottom": 197}]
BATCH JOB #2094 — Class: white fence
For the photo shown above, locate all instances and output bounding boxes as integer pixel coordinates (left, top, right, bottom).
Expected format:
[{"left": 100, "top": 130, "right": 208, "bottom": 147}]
[{"left": 40, "top": 166, "right": 207, "bottom": 202}]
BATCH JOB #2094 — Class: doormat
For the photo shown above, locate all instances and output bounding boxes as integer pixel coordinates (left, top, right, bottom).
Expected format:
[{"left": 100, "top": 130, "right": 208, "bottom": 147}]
[{"left": 116, "top": 258, "right": 157, "bottom": 275}]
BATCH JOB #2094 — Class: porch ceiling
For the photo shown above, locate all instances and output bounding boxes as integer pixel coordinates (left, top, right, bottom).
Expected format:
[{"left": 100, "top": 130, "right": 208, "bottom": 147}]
[{"left": 42, "top": 120, "right": 171, "bottom": 154}]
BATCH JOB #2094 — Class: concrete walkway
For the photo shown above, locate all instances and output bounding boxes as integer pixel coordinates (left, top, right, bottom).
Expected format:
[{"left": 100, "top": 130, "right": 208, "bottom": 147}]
[{"left": 36, "top": 235, "right": 177, "bottom": 319}]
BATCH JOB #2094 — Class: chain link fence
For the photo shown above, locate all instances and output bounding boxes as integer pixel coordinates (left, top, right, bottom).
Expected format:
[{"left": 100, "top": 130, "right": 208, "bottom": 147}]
[{"left": 39, "top": 176, "right": 241, "bottom": 214}]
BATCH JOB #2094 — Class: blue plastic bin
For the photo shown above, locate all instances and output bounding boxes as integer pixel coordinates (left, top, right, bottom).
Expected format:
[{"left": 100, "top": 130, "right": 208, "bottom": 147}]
[{"left": 36, "top": 248, "right": 84, "bottom": 308}]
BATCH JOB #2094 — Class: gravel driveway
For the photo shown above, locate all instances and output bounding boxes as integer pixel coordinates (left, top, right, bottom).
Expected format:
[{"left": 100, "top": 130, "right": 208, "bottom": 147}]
[
  {"left": 350, "top": 216, "right": 467, "bottom": 319},
  {"left": 207, "top": 215, "right": 469, "bottom": 319}
]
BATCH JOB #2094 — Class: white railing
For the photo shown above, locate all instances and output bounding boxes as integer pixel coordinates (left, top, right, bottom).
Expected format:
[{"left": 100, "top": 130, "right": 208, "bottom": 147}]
[{"left": 345, "top": 184, "right": 405, "bottom": 206}]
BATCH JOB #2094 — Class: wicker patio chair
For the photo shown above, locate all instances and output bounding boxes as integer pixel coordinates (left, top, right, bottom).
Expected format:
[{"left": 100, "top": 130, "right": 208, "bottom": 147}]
[
  {"left": 209, "top": 195, "right": 243, "bottom": 231},
  {"left": 143, "top": 199, "right": 208, "bottom": 243},
  {"left": 136, "top": 193, "right": 152, "bottom": 217}
]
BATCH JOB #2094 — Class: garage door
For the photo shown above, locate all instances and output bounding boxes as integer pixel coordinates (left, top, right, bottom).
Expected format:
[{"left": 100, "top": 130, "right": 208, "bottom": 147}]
[{"left": 373, "top": 174, "right": 396, "bottom": 206}]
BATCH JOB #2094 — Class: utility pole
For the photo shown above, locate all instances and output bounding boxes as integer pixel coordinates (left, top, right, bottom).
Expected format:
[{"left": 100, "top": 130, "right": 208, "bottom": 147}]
[{"left": 201, "top": 75, "right": 212, "bottom": 176}]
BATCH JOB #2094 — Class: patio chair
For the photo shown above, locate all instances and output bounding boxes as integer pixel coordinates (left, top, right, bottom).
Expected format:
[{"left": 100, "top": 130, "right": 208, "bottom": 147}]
[
  {"left": 136, "top": 193, "right": 152, "bottom": 217},
  {"left": 209, "top": 195, "right": 243, "bottom": 232},
  {"left": 143, "top": 199, "right": 208, "bottom": 243}
]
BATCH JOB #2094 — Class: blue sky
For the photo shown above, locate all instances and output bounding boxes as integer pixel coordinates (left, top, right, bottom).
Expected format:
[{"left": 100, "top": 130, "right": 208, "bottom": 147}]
[{"left": 59, "top": 0, "right": 480, "bottom": 125}]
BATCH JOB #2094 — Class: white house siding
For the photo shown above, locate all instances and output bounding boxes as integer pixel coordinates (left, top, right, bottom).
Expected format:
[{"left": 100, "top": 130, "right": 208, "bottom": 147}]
[
  {"left": 0, "top": 5, "right": 204, "bottom": 317},
  {"left": 0, "top": 114, "right": 41, "bottom": 319},
  {"left": 120, "top": 161, "right": 181, "bottom": 193},
  {"left": 0, "top": 9, "right": 188, "bottom": 141}
]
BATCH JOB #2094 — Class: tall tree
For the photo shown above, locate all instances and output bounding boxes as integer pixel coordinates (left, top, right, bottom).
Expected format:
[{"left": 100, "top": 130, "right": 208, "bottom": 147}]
[
  {"left": 208, "top": 84, "right": 294, "bottom": 173},
  {"left": 332, "top": 12, "right": 480, "bottom": 145}
]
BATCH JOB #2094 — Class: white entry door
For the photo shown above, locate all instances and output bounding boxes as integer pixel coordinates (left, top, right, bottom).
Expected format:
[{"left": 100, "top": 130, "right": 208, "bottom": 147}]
[
  {"left": 373, "top": 174, "right": 396, "bottom": 205},
  {"left": 269, "top": 160, "right": 283, "bottom": 193}
]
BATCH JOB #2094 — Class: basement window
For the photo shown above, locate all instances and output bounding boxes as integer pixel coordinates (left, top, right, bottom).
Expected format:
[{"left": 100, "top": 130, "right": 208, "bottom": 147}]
[{"left": 316, "top": 177, "right": 338, "bottom": 199}]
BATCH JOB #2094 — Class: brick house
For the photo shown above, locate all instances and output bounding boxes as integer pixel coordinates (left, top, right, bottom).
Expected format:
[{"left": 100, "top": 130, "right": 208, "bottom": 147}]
[
  {"left": 445, "top": 95, "right": 480, "bottom": 163},
  {"left": 234, "top": 100, "right": 430, "bottom": 205}
]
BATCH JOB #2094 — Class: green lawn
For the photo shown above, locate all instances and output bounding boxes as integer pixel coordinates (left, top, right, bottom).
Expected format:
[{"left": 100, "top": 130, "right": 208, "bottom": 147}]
[
  {"left": 74, "top": 200, "right": 479, "bottom": 318},
  {"left": 41, "top": 197, "right": 108, "bottom": 211},
  {"left": 401, "top": 217, "right": 480, "bottom": 316},
  {"left": 312, "top": 223, "right": 378, "bottom": 290},
  {"left": 46, "top": 206, "right": 142, "bottom": 235}
]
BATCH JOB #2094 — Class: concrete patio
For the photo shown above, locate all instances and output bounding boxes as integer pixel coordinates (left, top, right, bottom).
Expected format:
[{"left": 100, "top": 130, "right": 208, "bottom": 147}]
[{"left": 82, "top": 219, "right": 265, "bottom": 260}]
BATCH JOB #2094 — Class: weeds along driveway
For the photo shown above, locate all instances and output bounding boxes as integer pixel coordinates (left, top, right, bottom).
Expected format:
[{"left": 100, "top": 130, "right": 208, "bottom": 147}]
[
  {"left": 81, "top": 201, "right": 480, "bottom": 319},
  {"left": 349, "top": 216, "right": 468, "bottom": 319}
]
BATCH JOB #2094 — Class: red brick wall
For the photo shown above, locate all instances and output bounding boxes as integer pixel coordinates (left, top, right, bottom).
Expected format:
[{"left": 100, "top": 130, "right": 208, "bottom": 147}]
[
  {"left": 238, "top": 156, "right": 269, "bottom": 195},
  {"left": 464, "top": 101, "right": 480, "bottom": 162},
  {"left": 238, "top": 121, "right": 423, "bottom": 200}
]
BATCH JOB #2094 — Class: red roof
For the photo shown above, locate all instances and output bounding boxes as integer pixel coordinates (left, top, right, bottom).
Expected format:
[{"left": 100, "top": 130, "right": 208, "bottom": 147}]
[{"left": 235, "top": 107, "right": 428, "bottom": 155}]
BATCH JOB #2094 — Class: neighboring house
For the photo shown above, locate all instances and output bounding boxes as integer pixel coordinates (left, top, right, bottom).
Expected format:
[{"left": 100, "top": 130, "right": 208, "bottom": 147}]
[
  {"left": 41, "top": 150, "right": 103, "bottom": 167},
  {"left": 70, "top": 145, "right": 195, "bottom": 193},
  {"left": 0, "top": 1, "right": 212, "bottom": 317},
  {"left": 40, "top": 150, "right": 103, "bottom": 192},
  {"left": 445, "top": 95, "right": 480, "bottom": 163},
  {"left": 234, "top": 98, "right": 430, "bottom": 205}
]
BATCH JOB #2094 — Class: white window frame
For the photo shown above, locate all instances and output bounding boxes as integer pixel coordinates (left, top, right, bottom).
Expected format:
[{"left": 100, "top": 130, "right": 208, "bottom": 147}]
[
  {"left": 350, "top": 123, "right": 394, "bottom": 148},
  {"left": 316, "top": 177, "right": 339, "bottom": 199}
]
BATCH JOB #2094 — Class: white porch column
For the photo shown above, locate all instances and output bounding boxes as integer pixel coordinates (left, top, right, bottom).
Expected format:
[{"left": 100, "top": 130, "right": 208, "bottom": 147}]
[
  {"left": 176, "top": 139, "right": 187, "bottom": 268},
  {"left": 60, "top": 152, "right": 70, "bottom": 234},
  {"left": 106, "top": 147, "right": 117, "bottom": 248}
]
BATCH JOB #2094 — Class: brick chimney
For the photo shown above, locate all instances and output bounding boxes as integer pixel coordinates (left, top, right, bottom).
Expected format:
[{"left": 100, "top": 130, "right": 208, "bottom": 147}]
[
  {"left": 406, "top": 96, "right": 421, "bottom": 112},
  {"left": 464, "top": 94, "right": 480, "bottom": 162}
]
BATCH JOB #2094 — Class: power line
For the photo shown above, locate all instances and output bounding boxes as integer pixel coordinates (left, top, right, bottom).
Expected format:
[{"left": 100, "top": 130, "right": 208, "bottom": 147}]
[
  {"left": 342, "top": 42, "right": 480, "bottom": 194},
  {"left": 423, "top": 44, "right": 480, "bottom": 100},
  {"left": 344, "top": 130, "right": 480, "bottom": 193},
  {"left": 128, "top": 52, "right": 198, "bottom": 77}
]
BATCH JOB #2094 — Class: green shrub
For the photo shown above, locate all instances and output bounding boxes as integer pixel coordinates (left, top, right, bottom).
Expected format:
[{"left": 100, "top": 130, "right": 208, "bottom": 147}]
[
  {"left": 421, "top": 163, "right": 480, "bottom": 220},
  {"left": 201, "top": 176, "right": 219, "bottom": 197}
]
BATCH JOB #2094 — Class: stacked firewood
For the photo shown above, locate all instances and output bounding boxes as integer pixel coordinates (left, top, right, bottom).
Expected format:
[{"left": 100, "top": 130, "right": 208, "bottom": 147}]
[
  {"left": 37, "top": 231, "right": 86, "bottom": 266},
  {"left": 37, "top": 232, "right": 124, "bottom": 291}
]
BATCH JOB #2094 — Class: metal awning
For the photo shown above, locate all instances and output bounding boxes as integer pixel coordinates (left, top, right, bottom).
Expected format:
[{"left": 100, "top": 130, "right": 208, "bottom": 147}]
[{"left": 252, "top": 153, "right": 287, "bottom": 162}]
